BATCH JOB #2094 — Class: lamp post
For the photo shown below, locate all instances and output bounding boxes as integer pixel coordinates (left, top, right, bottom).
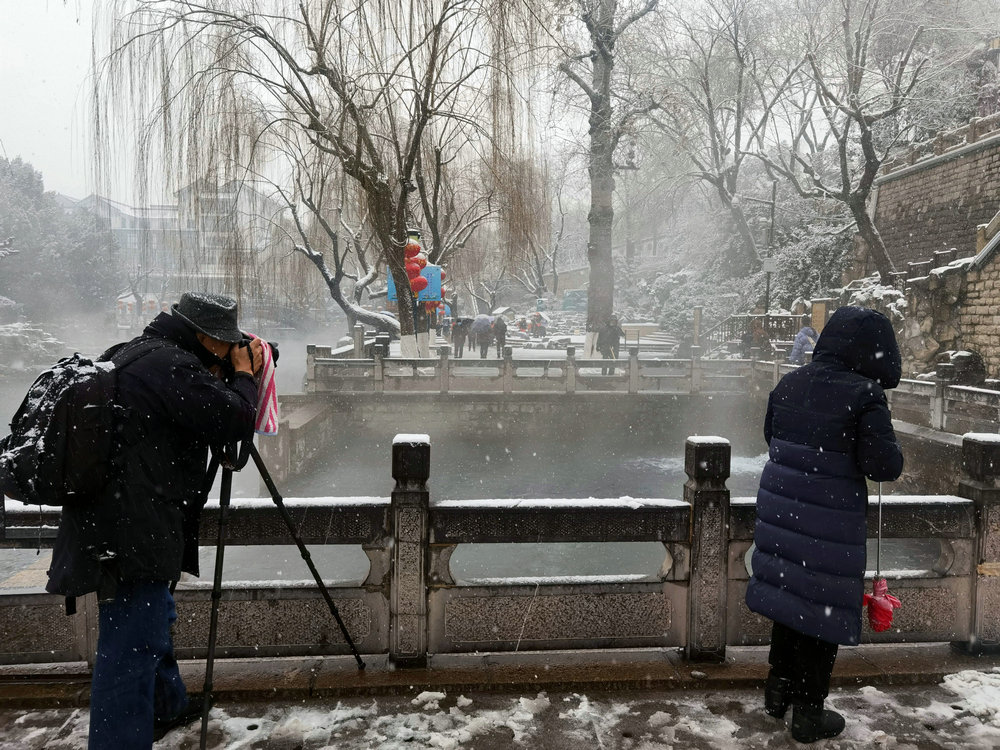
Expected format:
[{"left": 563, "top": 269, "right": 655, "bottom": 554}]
[{"left": 762, "top": 180, "right": 777, "bottom": 317}]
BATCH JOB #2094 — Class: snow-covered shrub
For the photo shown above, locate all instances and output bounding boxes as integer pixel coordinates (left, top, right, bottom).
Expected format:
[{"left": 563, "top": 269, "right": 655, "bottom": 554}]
[
  {"left": 843, "top": 274, "right": 907, "bottom": 323},
  {"left": 768, "top": 230, "right": 853, "bottom": 308}
]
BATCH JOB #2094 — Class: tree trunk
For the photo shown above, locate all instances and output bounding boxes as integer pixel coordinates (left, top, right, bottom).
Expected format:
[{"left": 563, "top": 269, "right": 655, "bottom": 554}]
[
  {"left": 585, "top": 0, "right": 617, "bottom": 357},
  {"left": 850, "top": 197, "right": 894, "bottom": 283}
]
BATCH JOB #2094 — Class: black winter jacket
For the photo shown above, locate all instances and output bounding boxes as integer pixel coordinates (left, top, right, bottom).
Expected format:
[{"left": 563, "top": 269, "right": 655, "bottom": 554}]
[
  {"left": 47, "top": 312, "right": 258, "bottom": 597},
  {"left": 745, "top": 306, "right": 903, "bottom": 645}
]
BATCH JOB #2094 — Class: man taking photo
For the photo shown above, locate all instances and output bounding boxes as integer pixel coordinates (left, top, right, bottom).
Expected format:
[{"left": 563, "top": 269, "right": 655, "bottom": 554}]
[{"left": 46, "top": 291, "right": 262, "bottom": 748}]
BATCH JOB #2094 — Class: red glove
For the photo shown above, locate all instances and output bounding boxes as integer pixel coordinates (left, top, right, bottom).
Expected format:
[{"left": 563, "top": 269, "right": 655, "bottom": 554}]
[{"left": 863, "top": 578, "right": 901, "bottom": 632}]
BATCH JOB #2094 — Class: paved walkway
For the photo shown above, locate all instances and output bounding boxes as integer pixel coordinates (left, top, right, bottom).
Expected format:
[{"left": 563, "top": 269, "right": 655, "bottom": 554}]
[{"left": 2, "top": 644, "right": 999, "bottom": 748}]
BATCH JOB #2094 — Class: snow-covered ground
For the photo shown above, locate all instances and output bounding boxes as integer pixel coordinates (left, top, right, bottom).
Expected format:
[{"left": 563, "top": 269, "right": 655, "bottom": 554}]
[{"left": 3, "top": 669, "right": 1000, "bottom": 749}]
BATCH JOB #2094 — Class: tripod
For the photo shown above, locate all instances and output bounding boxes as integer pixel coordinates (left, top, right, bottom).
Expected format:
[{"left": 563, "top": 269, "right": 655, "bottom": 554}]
[{"left": 195, "top": 441, "right": 365, "bottom": 749}]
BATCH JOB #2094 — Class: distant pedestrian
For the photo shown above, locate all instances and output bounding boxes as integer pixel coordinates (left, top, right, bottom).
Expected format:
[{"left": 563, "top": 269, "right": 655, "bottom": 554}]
[
  {"left": 492, "top": 316, "right": 508, "bottom": 357},
  {"left": 745, "top": 306, "right": 904, "bottom": 744},
  {"left": 479, "top": 323, "right": 493, "bottom": 359},
  {"left": 788, "top": 319, "right": 817, "bottom": 365},
  {"left": 468, "top": 315, "right": 493, "bottom": 358},
  {"left": 452, "top": 319, "right": 467, "bottom": 358},
  {"left": 596, "top": 315, "right": 624, "bottom": 375}
]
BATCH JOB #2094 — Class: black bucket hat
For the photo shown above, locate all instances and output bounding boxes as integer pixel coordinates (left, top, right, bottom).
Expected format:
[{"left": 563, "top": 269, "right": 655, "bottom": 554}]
[{"left": 171, "top": 292, "right": 243, "bottom": 343}]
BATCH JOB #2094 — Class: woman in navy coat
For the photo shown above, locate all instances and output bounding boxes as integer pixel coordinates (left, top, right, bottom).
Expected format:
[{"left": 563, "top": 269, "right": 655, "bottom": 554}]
[{"left": 745, "top": 306, "right": 904, "bottom": 743}]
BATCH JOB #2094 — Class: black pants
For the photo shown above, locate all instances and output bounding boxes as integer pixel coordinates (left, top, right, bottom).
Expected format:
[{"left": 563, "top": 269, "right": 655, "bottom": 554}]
[
  {"left": 599, "top": 347, "right": 616, "bottom": 375},
  {"left": 768, "top": 621, "right": 838, "bottom": 706}
]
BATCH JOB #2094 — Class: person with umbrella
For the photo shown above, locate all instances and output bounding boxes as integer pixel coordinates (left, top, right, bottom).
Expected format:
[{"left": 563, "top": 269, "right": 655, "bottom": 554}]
[
  {"left": 745, "top": 306, "right": 903, "bottom": 743},
  {"left": 469, "top": 314, "right": 493, "bottom": 359}
]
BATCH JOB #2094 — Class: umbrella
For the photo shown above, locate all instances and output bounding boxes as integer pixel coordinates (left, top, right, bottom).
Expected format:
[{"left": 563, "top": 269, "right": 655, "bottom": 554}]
[
  {"left": 469, "top": 314, "right": 493, "bottom": 335},
  {"left": 863, "top": 482, "right": 901, "bottom": 632}
]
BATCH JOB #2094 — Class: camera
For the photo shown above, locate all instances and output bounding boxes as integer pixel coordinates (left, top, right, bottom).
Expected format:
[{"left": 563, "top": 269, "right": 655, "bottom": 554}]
[{"left": 237, "top": 334, "right": 280, "bottom": 365}]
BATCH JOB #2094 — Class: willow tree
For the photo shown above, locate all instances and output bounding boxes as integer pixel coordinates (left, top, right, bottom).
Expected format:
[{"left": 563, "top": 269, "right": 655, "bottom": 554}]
[{"left": 96, "top": 0, "right": 537, "bottom": 348}]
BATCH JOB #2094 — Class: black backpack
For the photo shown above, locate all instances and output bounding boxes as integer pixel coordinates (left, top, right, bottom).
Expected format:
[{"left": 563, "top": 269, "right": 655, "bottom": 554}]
[{"left": 0, "top": 338, "right": 168, "bottom": 507}]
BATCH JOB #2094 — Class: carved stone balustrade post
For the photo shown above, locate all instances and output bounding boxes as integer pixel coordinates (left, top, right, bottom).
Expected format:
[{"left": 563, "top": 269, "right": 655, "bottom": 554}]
[
  {"left": 373, "top": 347, "right": 384, "bottom": 394},
  {"left": 565, "top": 346, "right": 576, "bottom": 393},
  {"left": 503, "top": 346, "right": 514, "bottom": 393},
  {"left": 685, "top": 436, "right": 731, "bottom": 662},
  {"left": 439, "top": 344, "right": 450, "bottom": 394},
  {"left": 305, "top": 344, "right": 318, "bottom": 393},
  {"left": 390, "top": 434, "right": 431, "bottom": 667},
  {"left": 352, "top": 323, "right": 365, "bottom": 357},
  {"left": 932, "top": 364, "right": 955, "bottom": 431},
  {"left": 628, "top": 346, "right": 640, "bottom": 394},
  {"left": 955, "top": 433, "right": 1000, "bottom": 654},
  {"left": 689, "top": 345, "right": 703, "bottom": 393}
]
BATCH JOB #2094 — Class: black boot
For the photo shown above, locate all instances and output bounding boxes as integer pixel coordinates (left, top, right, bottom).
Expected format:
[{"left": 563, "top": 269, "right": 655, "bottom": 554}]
[
  {"left": 764, "top": 674, "right": 793, "bottom": 718},
  {"left": 790, "top": 703, "right": 845, "bottom": 743},
  {"left": 153, "top": 694, "right": 213, "bottom": 741}
]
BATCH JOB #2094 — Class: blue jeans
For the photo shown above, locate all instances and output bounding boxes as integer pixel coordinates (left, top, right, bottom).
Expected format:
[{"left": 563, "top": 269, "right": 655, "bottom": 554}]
[{"left": 89, "top": 582, "right": 188, "bottom": 749}]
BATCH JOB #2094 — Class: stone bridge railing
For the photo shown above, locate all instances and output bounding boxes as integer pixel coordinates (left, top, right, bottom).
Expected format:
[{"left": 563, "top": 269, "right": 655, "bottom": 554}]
[
  {"left": 306, "top": 345, "right": 749, "bottom": 395},
  {"left": 2, "top": 434, "right": 998, "bottom": 668},
  {"left": 306, "top": 349, "right": 1000, "bottom": 437},
  {"left": 747, "top": 359, "right": 1000, "bottom": 437}
]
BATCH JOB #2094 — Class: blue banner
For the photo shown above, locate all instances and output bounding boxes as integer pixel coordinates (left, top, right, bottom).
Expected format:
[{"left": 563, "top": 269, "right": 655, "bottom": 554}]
[{"left": 387, "top": 264, "right": 442, "bottom": 301}]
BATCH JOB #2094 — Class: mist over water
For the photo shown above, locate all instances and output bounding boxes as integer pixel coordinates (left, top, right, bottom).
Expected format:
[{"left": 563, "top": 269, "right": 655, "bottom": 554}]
[
  {"left": 281, "top": 438, "right": 769, "bottom": 501},
  {"left": 2, "top": 312, "right": 771, "bottom": 587}
]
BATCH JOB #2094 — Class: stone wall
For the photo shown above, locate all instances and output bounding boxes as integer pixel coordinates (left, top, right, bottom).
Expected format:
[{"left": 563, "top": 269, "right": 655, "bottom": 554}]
[
  {"left": 872, "top": 113, "right": 1000, "bottom": 270},
  {"left": 959, "top": 255, "right": 1000, "bottom": 369},
  {"left": 876, "top": 250, "right": 1000, "bottom": 378}
]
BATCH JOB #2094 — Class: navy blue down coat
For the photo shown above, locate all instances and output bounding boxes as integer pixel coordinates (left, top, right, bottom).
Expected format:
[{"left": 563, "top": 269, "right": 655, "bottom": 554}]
[{"left": 745, "top": 306, "right": 904, "bottom": 645}]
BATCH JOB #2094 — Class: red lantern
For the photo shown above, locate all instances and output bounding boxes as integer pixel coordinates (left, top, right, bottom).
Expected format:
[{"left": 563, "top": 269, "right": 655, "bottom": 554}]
[
  {"left": 414, "top": 256, "right": 427, "bottom": 269},
  {"left": 405, "top": 263, "right": 421, "bottom": 280},
  {"left": 425, "top": 301, "right": 437, "bottom": 312},
  {"left": 440, "top": 269, "right": 447, "bottom": 282},
  {"left": 404, "top": 241, "right": 421, "bottom": 258},
  {"left": 410, "top": 275, "right": 429, "bottom": 293}
]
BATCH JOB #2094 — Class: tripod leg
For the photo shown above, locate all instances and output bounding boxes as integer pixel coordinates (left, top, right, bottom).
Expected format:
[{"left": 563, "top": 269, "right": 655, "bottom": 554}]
[
  {"left": 200, "top": 467, "right": 233, "bottom": 750},
  {"left": 248, "top": 443, "right": 366, "bottom": 670},
  {"left": 171, "top": 457, "right": 222, "bottom": 598}
]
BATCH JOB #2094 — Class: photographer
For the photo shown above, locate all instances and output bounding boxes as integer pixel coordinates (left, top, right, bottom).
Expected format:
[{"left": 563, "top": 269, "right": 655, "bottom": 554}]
[{"left": 46, "top": 292, "right": 261, "bottom": 748}]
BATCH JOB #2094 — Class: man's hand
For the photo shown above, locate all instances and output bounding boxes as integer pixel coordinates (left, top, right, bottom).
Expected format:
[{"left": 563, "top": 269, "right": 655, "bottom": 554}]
[{"left": 230, "top": 337, "right": 264, "bottom": 376}]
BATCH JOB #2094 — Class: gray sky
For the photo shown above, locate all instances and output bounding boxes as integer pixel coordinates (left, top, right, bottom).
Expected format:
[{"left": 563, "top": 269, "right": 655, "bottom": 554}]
[{"left": 0, "top": 1, "right": 95, "bottom": 200}]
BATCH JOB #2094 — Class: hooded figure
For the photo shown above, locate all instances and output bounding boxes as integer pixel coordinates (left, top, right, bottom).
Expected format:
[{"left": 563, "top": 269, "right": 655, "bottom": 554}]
[
  {"left": 745, "top": 306, "right": 903, "bottom": 742},
  {"left": 787, "top": 324, "right": 817, "bottom": 365}
]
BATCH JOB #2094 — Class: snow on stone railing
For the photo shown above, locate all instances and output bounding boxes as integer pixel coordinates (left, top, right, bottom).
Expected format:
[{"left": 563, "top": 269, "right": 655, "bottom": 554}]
[
  {"left": 3, "top": 434, "right": 998, "bottom": 668},
  {"left": 306, "top": 345, "right": 755, "bottom": 396},
  {"left": 882, "top": 111, "right": 1000, "bottom": 175}
]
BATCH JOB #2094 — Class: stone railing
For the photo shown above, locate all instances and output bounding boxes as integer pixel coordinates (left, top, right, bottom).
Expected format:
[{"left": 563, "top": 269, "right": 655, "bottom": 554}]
[
  {"left": 2, "top": 433, "right": 997, "bottom": 668},
  {"left": 746, "top": 359, "right": 1000, "bottom": 437},
  {"left": 881, "top": 111, "right": 1000, "bottom": 175},
  {"left": 306, "top": 345, "right": 755, "bottom": 395}
]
